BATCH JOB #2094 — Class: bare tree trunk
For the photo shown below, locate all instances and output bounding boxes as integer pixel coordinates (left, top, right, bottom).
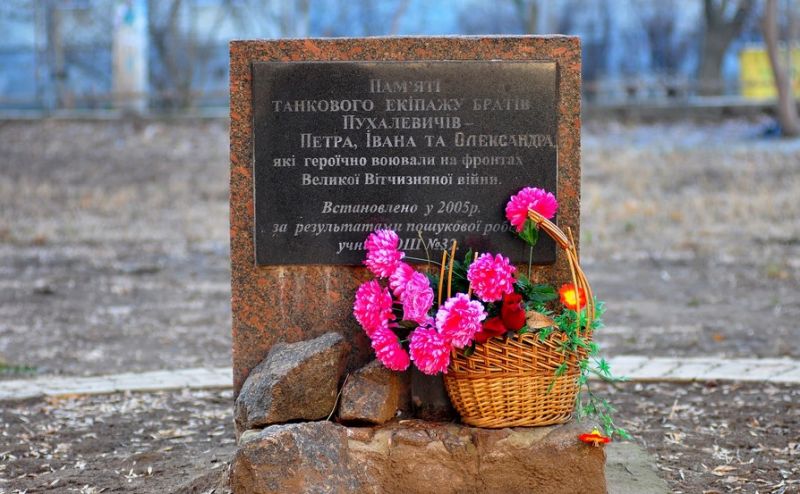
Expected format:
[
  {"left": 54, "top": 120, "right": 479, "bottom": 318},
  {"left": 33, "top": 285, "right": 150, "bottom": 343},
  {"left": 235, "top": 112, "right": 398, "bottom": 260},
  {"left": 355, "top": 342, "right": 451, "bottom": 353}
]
[
  {"left": 389, "top": 0, "right": 411, "bottom": 35},
  {"left": 697, "top": 0, "right": 753, "bottom": 96},
  {"left": 512, "top": 0, "right": 538, "bottom": 34},
  {"left": 45, "top": 4, "right": 66, "bottom": 110},
  {"left": 698, "top": 31, "right": 730, "bottom": 95},
  {"left": 113, "top": 0, "right": 148, "bottom": 113},
  {"left": 763, "top": 0, "right": 800, "bottom": 136},
  {"left": 148, "top": 0, "right": 190, "bottom": 109}
]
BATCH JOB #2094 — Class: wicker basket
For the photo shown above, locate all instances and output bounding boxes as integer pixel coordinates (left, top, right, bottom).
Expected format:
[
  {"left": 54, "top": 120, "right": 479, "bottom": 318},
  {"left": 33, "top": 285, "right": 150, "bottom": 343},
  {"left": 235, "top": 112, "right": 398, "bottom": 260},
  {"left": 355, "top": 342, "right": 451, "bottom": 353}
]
[{"left": 443, "top": 209, "right": 595, "bottom": 428}]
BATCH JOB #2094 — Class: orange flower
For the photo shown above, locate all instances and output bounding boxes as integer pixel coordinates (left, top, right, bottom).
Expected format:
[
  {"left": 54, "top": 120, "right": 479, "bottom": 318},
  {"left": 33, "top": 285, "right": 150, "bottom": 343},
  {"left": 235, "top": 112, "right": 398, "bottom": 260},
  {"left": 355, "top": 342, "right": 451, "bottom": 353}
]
[
  {"left": 559, "top": 283, "right": 587, "bottom": 311},
  {"left": 578, "top": 428, "right": 611, "bottom": 447}
]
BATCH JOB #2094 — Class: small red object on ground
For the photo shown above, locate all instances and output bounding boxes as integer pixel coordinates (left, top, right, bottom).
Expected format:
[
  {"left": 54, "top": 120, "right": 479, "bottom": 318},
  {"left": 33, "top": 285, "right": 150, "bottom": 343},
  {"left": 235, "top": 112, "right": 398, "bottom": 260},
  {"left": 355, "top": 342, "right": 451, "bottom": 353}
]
[{"left": 579, "top": 428, "right": 611, "bottom": 447}]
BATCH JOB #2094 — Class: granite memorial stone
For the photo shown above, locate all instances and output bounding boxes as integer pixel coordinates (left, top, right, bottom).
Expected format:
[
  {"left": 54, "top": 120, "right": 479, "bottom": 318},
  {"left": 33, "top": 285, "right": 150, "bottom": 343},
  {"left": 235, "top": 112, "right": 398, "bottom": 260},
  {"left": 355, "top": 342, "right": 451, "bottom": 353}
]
[{"left": 230, "top": 36, "right": 581, "bottom": 397}]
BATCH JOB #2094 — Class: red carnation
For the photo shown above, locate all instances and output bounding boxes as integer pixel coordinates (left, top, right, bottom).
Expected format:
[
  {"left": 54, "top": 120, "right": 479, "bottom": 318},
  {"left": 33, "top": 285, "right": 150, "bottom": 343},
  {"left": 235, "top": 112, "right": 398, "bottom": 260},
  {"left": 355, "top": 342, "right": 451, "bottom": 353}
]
[
  {"left": 500, "top": 293, "right": 526, "bottom": 331},
  {"left": 473, "top": 317, "right": 507, "bottom": 344}
]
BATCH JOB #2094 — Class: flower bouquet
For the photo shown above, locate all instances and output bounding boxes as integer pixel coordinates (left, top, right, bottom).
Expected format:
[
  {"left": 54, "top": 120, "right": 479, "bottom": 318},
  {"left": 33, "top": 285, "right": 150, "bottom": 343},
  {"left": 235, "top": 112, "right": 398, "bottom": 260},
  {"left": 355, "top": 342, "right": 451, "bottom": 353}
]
[{"left": 353, "top": 187, "right": 627, "bottom": 438}]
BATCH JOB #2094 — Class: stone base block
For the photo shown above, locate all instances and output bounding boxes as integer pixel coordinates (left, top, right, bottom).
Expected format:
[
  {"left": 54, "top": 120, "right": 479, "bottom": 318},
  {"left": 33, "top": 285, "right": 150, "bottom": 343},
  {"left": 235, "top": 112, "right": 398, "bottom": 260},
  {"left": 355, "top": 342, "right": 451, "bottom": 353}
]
[{"left": 231, "top": 420, "right": 606, "bottom": 494}]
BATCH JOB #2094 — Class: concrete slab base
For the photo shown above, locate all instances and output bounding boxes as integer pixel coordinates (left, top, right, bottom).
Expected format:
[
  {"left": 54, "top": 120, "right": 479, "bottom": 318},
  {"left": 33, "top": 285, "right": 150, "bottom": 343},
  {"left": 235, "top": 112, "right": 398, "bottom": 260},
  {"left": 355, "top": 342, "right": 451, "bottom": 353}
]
[{"left": 607, "top": 442, "right": 670, "bottom": 494}]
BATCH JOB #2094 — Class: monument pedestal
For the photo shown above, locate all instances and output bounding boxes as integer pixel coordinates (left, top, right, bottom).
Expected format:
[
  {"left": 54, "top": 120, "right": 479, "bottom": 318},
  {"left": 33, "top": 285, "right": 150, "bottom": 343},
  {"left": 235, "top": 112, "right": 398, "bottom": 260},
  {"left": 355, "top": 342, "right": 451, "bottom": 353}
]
[
  {"left": 228, "top": 35, "right": 594, "bottom": 493},
  {"left": 230, "top": 420, "right": 606, "bottom": 494}
]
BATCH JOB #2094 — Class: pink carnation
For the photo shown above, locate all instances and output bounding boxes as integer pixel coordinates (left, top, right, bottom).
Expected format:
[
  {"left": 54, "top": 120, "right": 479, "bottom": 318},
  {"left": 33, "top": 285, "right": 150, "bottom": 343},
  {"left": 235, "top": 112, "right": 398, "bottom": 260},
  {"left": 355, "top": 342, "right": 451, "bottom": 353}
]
[
  {"left": 466, "top": 253, "right": 517, "bottom": 302},
  {"left": 353, "top": 280, "right": 395, "bottom": 336},
  {"left": 364, "top": 230, "right": 405, "bottom": 278},
  {"left": 505, "top": 187, "right": 558, "bottom": 232},
  {"left": 365, "top": 229, "right": 400, "bottom": 251},
  {"left": 370, "top": 327, "right": 410, "bottom": 371},
  {"left": 409, "top": 324, "right": 451, "bottom": 375},
  {"left": 389, "top": 262, "right": 415, "bottom": 297},
  {"left": 400, "top": 271, "right": 434, "bottom": 324},
  {"left": 435, "top": 293, "right": 487, "bottom": 348}
]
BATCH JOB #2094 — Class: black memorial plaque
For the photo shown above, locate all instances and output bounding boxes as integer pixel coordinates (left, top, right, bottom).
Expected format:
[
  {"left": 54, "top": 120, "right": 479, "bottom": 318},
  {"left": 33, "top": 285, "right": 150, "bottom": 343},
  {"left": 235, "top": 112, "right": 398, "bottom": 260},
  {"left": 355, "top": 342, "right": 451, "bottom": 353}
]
[{"left": 252, "top": 61, "right": 558, "bottom": 265}]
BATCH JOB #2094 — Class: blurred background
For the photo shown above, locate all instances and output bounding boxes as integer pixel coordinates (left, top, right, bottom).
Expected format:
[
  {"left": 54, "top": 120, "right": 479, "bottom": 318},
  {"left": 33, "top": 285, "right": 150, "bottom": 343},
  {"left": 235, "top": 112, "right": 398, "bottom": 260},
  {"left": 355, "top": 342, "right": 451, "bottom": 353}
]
[{"left": 0, "top": 0, "right": 795, "bottom": 115}]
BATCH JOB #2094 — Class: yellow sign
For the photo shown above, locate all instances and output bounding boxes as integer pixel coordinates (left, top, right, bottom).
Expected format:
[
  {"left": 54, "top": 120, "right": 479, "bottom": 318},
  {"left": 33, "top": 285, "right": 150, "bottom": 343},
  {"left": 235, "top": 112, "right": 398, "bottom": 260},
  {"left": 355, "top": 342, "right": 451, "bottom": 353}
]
[{"left": 740, "top": 45, "right": 800, "bottom": 99}]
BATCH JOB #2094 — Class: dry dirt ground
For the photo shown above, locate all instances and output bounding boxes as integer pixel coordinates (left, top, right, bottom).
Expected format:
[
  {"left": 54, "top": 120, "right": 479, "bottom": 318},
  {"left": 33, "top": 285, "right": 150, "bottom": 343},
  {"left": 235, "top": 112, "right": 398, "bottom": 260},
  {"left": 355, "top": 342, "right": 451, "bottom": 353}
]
[
  {"left": 1, "top": 118, "right": 799, "bottom": 492},
  {"left": 600, "top": 381, "right": 800, "bottom": 494},
  {"left": 0, "top": 120, "right": 230, "bottom": 377},
  {"left": 1, "top": 390, "right": 234, "bottom": 493}
]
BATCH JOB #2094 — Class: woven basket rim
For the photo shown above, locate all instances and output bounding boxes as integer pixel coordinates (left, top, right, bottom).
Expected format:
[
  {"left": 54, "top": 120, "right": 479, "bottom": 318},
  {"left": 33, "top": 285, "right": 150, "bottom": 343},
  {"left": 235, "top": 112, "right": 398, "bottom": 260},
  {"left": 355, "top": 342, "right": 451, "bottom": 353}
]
[{"left": 447, "top": 330, "right": 588, "bottom": 375}]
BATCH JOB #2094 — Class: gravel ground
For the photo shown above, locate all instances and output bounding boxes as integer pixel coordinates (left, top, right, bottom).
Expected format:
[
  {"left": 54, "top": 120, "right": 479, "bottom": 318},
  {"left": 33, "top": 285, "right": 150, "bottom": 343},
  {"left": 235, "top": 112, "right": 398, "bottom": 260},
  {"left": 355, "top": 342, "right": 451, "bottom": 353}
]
[
  {"left": 1, "top": 118, "right": 799, "bottom": 492},
  {"left": 600, "top": 381, "right": 800, "bottom": 494},
  {"left": 0, "top": 390, "right": 234, "bottom": 493}
]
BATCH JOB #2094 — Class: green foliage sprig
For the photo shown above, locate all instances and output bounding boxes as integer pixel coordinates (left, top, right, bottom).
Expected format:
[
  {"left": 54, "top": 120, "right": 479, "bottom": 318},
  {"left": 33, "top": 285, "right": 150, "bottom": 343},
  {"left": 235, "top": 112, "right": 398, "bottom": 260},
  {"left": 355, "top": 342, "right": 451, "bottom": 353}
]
[{"left": 549, "top": 300, "right": 631, "bottom": 440}]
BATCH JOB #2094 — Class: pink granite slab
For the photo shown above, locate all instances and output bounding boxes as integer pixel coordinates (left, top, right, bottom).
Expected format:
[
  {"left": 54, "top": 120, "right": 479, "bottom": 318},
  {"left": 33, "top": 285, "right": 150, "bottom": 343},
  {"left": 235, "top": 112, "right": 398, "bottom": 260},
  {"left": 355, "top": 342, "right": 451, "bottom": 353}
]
[{"left": 230, "top": 36, "right": 581, "bottom": 397}]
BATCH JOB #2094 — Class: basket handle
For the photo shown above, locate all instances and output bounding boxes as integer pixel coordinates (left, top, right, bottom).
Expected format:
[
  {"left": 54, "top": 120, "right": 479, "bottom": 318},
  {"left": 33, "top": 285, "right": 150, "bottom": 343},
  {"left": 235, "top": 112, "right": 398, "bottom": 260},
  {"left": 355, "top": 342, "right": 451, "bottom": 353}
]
[{"left": 527, "top": 210, "right": 595, "bottom": 336}]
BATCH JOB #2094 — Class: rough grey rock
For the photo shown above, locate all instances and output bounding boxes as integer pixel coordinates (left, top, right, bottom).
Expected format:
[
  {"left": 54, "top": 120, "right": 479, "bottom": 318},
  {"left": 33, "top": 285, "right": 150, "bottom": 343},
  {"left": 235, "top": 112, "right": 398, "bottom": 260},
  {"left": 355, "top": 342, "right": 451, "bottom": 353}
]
[
  {"left": 231, "top": 421, "right": 360, "bottom": 494},
  {"left": 234, "top": 332, "right": 347, "bottom": 433},
  {"left": 338, "top": 359, "right": 410, "bottom": 424}
]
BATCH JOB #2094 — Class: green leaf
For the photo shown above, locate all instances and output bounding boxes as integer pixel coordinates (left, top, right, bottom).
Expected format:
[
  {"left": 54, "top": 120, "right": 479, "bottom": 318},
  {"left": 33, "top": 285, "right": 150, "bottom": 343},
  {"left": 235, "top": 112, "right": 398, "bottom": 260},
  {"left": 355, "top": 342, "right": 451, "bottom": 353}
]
[
  {"left": 514, "top": 273, "right": 557, "bottom": 304},
  {"left": 574, "top": 337, "right": 590, "bottom": 349},
  {"left": 446, "top": 257, "right": 472, "bottom": 295},
  {"left": 594, "top": 300, "right": 606, "bottom": 317},
  {"left": 526, "top": 284, "right": 557, "bottom": 304},
  {"left": 464, "top": 249, "right": 474, "bottom": 266},
  {"left": 426, "top": 273, "right": 439, "bottom": 291},
  {"left": 518, "top": 219, "right": 540, "bottom": 246},
  {"left": 597, "top": 358, "right": 611, "bottom": 377},
  {"left": 616, "top": 428, "right": 632, "bottom": 441},
  {"left": 463, "top": 343, "right": 476, "bottom": 357}
]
